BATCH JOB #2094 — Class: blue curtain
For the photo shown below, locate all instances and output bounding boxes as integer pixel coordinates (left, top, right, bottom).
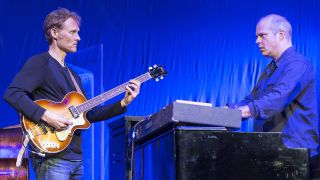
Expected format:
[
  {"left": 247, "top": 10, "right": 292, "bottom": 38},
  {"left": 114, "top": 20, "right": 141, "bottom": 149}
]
[{"left": 1, "top": 0, "right": 319, "bottom": 179}]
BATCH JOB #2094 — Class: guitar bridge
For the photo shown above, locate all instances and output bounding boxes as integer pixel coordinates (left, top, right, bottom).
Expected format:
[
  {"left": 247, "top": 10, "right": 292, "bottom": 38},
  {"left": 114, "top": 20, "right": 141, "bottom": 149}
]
[{"left": 68, "top": 106, "right": 79, "bottom": 118}]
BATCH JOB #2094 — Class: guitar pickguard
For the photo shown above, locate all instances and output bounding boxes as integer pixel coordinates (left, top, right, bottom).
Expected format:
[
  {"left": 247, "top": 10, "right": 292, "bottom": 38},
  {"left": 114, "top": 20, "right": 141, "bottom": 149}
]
[{"left": 56, "top": 112, "right": 86, "bottom": 141}]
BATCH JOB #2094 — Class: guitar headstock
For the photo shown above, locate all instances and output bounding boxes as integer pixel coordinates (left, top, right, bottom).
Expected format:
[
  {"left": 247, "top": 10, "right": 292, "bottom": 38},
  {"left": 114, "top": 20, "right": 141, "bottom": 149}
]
[{"left": 149, "top": 65, "right": 168, "bottom": 81}]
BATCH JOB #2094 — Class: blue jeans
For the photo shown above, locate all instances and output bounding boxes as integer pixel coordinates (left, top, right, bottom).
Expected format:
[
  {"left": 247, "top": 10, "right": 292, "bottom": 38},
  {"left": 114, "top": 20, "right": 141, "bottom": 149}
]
[{"left": 31, "top": 158, "right": 83, "bottom": 180}]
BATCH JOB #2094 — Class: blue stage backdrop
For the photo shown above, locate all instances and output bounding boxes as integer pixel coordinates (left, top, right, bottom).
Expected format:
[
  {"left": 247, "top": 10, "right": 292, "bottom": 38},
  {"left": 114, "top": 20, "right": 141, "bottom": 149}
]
[{"left": 0, "top": 0, "right": 319, "bottom": 179}]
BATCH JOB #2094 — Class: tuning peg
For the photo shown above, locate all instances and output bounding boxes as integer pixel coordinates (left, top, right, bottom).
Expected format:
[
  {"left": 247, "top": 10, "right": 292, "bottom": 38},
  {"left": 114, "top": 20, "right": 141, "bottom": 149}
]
[
  {"left": 155, "top": 78, "right": 159, "bottom": 82},
  {"left": 160, "top": 76, "right": 164, "bottom": 79},
  {"left": 153, "top": 64, "right": 158, "bottom": 68},
  {"left": 149, "top": 66, "right": 152, "bottom": 70}
]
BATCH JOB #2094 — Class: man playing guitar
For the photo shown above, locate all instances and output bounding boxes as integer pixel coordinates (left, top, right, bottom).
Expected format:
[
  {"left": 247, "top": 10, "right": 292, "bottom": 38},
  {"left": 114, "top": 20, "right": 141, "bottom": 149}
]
[{"left": 3, "top": 8, "right": 141, "bottom": 179}]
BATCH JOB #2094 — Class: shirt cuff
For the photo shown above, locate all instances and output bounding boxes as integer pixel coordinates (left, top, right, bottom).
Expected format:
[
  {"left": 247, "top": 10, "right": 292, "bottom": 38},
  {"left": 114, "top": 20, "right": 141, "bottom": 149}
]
[
  {"left": 32, "top": 106, "right": 46, "bottom": 122},
  {"left": 117, "top": 100, "right": 127, "bottom": 113},
  {"left": 248, "top": 101, "right": 258, "bottom": 118}
]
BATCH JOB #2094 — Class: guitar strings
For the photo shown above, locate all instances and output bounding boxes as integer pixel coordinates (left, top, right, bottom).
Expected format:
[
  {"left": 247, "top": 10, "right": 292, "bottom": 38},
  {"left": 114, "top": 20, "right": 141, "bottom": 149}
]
[{"left": 41, "top": 73, "right": 151, "bottom": 128}]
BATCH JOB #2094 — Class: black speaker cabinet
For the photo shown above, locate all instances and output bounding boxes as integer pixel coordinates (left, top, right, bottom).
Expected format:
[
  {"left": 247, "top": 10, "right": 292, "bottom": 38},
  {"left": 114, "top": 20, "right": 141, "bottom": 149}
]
[
  {"left": 133, "top": 126, "right": 309, "bottom": 180},
  {"left": 108, "top": 116, "right": 144, "bottom": 180}
]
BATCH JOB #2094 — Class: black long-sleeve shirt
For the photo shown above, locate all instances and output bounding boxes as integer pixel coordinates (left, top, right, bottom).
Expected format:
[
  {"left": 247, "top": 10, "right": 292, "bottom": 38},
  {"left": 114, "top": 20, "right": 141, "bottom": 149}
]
[{"left": 3, "top": 52, "right": 126, "bottom": 160}]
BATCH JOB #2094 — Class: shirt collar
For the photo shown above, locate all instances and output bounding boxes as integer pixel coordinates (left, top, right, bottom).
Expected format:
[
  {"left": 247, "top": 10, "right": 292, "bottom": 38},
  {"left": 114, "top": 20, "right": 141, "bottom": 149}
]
[{"left": 273, "top": 46, "right": 295, "bottom": 67}]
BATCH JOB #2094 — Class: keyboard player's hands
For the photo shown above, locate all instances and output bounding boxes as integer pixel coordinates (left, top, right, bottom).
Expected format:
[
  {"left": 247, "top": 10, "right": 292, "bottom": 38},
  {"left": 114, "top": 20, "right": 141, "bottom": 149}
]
[{"left": 236, "top": 105, "right": 252, "bottom": 118}]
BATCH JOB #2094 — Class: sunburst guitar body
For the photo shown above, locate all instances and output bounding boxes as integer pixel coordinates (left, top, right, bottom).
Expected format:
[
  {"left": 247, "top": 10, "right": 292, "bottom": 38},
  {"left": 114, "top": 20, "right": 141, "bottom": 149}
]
[
  {"left": 22, "top": 92, "right": 89, "bottom": 153},
  {"left": 21, "top": 65, "right": 167, "bottom": 154}
]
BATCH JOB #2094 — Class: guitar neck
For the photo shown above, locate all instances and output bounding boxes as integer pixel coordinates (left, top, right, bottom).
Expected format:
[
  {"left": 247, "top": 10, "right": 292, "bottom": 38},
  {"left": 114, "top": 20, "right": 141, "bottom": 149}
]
[{"left": 76, "top": 72, "right": 152, "bottom": 113}]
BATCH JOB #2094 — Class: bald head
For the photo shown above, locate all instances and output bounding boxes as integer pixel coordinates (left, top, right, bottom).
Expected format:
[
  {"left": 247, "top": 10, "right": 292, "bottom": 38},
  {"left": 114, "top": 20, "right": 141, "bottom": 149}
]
[
  {"left": 258, "top": 14, "right": 292, "bottom": 41},
  {"left": 256, "top": 14, "right": 293, "bottom": 59}
]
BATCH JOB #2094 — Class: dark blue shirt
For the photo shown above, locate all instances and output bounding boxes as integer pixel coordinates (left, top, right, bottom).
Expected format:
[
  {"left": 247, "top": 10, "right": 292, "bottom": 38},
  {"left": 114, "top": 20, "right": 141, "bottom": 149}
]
[{"left": 236, "top": 47, "right": 319, "bottom": 156}]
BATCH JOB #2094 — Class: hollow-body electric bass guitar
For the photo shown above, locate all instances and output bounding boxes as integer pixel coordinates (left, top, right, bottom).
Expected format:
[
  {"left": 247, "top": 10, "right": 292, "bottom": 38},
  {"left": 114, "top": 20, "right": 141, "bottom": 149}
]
[{"left": 21, "top": 65, "right": 167, "bottom": 154}]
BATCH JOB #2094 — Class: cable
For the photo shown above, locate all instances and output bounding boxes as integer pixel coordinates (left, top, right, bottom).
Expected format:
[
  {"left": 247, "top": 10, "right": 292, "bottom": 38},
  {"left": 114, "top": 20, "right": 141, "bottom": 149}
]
[{"left": 128, "top": 115, "right": 151, "bottom": 180}]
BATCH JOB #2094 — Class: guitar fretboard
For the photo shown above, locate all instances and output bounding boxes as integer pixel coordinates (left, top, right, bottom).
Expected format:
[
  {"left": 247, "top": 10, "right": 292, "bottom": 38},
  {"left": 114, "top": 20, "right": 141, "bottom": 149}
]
[{"left": 76, "top": 72, "right": 152, "bottom": 113}]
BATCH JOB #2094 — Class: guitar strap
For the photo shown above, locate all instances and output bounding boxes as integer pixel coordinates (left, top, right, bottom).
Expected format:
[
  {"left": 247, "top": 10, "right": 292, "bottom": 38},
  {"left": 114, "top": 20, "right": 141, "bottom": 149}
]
[
  {"left": 16, "top": 135, "right": 29, "bottom": 167},
  {"left": 67, "top": 68, "right": 84, "bottom": 96}
]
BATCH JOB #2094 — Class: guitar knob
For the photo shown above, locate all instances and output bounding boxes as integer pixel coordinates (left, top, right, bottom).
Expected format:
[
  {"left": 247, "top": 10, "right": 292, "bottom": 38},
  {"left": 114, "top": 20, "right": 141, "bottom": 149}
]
[
  {"left": 153, "top": 64, "right": 157, "bottom": 68},
  {"left": 149, "top": 67, "right": 152, "bottom": 70},
  {"left": 160, "top": 76, "right": 164, "bottom": 80},
  {"left": 155, "top": 78, "right": 159, "bottom": 82}
]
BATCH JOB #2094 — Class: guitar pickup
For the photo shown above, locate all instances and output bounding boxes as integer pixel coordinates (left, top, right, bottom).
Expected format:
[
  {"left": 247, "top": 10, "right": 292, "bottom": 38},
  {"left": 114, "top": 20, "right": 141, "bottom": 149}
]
[{"left": 68, "top": 106, "right": 80, "bottom": 118}]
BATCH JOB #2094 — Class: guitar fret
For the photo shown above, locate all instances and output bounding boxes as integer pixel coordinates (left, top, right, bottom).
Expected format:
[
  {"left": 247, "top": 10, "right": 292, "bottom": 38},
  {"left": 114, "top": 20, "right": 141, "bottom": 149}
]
[{"left": 76, "top": 72, "right": 155, "bottom": 112}]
